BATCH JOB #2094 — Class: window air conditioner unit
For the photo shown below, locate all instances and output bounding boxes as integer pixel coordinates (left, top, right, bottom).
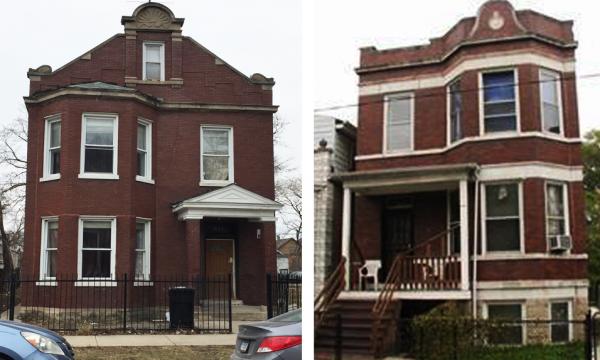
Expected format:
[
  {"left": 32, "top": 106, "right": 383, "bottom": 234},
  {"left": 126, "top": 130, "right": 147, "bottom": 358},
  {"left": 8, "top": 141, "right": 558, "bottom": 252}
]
[{"left": 549, "top": 235, "right": 572, "bottom": 252}]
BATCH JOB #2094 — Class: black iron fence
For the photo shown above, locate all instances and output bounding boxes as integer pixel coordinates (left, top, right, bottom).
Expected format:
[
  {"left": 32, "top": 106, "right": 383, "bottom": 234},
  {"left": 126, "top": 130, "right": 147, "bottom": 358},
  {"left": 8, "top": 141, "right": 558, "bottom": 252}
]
[
  {"left": 0, "top": 273, "right": 232, "bottom": 334},
  {"left": 266, "top": 273, "right": 302, "bottom": 318}
]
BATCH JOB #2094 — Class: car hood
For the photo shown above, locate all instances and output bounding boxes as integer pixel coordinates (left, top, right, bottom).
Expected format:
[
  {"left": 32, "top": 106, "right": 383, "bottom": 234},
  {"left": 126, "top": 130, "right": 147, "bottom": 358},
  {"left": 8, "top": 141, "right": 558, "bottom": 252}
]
[{"left": 0, "top": 320, "right": 66, "bottom": 343}]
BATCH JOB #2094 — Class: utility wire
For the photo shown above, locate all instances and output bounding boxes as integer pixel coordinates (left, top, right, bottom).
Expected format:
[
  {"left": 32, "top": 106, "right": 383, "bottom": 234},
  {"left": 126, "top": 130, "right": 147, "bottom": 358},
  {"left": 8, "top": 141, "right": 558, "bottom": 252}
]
[{"left": 314, "top": 72, "right": 600, "bottom": 113}]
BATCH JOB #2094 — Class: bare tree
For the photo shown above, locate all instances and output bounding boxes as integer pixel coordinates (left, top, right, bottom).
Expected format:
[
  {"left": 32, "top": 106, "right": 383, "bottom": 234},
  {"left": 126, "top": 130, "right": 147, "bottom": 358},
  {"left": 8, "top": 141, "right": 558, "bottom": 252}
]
[
  {"left": 0, "top": 117, "right": 28, "bottom": 277},
  {"left": 276, "top": 175, "right": 302, "bottom": 243},
  {"left": 273, "top": 114, "right": 290, "bottom": 175}
]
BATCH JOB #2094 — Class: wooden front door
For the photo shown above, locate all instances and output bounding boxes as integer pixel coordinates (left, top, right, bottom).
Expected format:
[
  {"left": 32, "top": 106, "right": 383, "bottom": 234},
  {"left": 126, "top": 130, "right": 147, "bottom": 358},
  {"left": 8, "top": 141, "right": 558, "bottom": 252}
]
[
  {"left": 382, "top": 209, "right": 414, "bottom": 277},
  {"left": 206, "top": 239, "right": 235, "bottom": 297}
]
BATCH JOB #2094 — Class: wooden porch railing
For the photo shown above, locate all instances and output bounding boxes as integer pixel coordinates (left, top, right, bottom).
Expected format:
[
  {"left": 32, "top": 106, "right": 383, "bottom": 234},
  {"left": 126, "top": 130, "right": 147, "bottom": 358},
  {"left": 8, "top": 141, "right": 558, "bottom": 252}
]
[
  {"left": 314, "top": 256, "right": 346, "bottom": 328},
  {"left": 371, "top": 224, "right": 461, "bottom": 356}
]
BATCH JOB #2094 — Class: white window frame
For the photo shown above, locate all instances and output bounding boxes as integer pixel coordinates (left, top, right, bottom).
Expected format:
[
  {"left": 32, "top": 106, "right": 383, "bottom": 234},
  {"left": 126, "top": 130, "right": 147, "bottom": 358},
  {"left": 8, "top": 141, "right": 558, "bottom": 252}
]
[
  {"left": 544, "top": 181, "right": 571, "bottom": 252},
  {"left": 383, "top": 92, "right": 414, "bottom": 154},
  {"left": 480, "top": 181, "right": 525, "bottom": 255},
  {"left": 482, "top": 302, "right": 526, "bottom": 345},
  {"left": 41, "top": 114, "right": 61, "bottom": 182},
  {"left": 539, "top": 68, "right": 564, "bottom": 136},
  {"left": 136, "top": 118, "right": 154, "bottom": 184},
  {"left": 79, "top": 113, "right": 119, "bottom": 180},
  {"left": 142, "top": 41, "right": 165, "bottom": 81},
  {"left": 479, "top": 68, "right": 521, "bottom": 136},
  {"left": 200, "top": 125, "right": 234, "bottom": 187},
  {"left": 39, "top": 217, "right": 58, "bottom": 284},
  {"left": 446, "top": 78, "right": 462, "bottom": 146},
  {"left": 134, "top": 218, "right": 152, "bottom": 282},
  {"left": 548, "top": 299, "right": 573, "bottom": 343},
  {"left": 77, "top": 216, "right": 117, "bottom": 285}
]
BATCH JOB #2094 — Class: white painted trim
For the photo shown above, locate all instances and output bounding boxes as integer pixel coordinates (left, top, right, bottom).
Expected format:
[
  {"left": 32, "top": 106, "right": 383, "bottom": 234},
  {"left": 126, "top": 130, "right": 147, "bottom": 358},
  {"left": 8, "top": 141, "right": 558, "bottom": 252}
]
[
  {"left": 459, "top": 179, "right": 469, "bottom": 291},
  {"left": 382, "top": 92, "right": 414, "bottom": 154},
  {"left": 35, "top": 281, "right": 57, "bottom": 287},
  {"left": 135, "top": 218, "right": 151, "bottom": 281},
  {"left": 355, "top": 132, "right": 581, "bottom": 161},
  {"left": 478, "top": 162, "right": 583, "bottom": 182},
  {"left": 39, "top": 217, "right": 58, "bottom": 281},
  {"left": 41, "top": 115, "right": 61, "bottom": 181},
  {"left": 478, "top": 279, "right": 589, "bottom": 290},
  {"left": 342, "top": 187, "right": 352, "bottom": 290},
  {"left": 142, "top": 41, "right": 165, "bottom": 81},
  {"left": 79, "top": 113, "right": 119, "bottom": 179},
  {"left": 481, "top": 181, "right": 524, "bottom": 255},
  {"left": 75, "top": 281, "right": 117, "bottom": 287},
  {"left": 200, "top": 125, "right": 234, "bottom": 187},
  {"left": 548, "top": 299, "right": 573, "bottom": 343},
  {"left": 339, "top": 290, "right": 472, "bottom": 301},
  {"left": 474, "top": 253, "right": 587, "bottom": 261},
  {"left": 359, "top": 52, "right": 576, "bottom": 96},
  {"left": 206, "top": 238, "right": 236, "bottom": 298},
  {"left": 77, "top": 216, "right": 117, "bottom": 281},
  {"left": 544, "top": 181, "right": 571, "bottom": 253},
  {"left": 133, "top": 281, "right": 154, "bottom": 287},
  {"left": 539, "top": 68, "right": 565, "bottom": 137},
  {"left": 136, "top": 118, "right": 153, "bottom": 183},
  {"left": 479, "top": 68, "right": 520, "bottom": 136}
]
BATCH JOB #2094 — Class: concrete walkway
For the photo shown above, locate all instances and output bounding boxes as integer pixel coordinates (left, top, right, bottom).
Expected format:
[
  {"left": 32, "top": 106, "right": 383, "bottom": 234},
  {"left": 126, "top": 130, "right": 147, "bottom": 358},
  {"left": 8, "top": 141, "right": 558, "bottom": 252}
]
[{"left": 66, "top": 333, "right": 237, "bottom": 347}]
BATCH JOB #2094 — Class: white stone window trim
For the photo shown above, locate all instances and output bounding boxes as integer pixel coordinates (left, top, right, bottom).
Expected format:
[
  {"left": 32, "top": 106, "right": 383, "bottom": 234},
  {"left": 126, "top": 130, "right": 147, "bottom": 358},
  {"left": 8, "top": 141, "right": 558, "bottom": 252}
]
[
  {"left": 142, "top": 41, "right": 165, "bottom": 81},
  {"left": 482, "top": 301, "right": 527, "bottom": 345},
  {"left": 79, "top": 113, "right": 119, "bottom": 180},
  {"left": 134, "top": 218, "right": 152, "bottom": 283},
  {"left": 478, "top": 67, "right": 521, "bottom": 136},
  {"left": 446, "top": 78, "right": 462, "bottom": 146},
  {"left": 40, "top": 114, "right": 61, "bottom": 182},
  {"left": 38, "top": 217, "right": 59, "bottom": 285},
  {"left": 200, "top": 125, "right": 234, "bottom": 187},
  {"left": 382, "top": 91, "right": 414, "bottom": 154},
  {"left": 76, "top": 216, "right": 117, "bottom": 286},
  {"left": 539, "top": 68, "right": 564, "bottom": 137},
  {"left": 480, "top": 181, "right": 525, "bottom": 255},
  {"left": 544, "top": 181, "right": 571, "bottom": 253},
  {"left": 548, "top": 299, "right": 573, "bottom": 343},
  {"left": 136, "top": 118, "right": 154, "bottom": 184}
]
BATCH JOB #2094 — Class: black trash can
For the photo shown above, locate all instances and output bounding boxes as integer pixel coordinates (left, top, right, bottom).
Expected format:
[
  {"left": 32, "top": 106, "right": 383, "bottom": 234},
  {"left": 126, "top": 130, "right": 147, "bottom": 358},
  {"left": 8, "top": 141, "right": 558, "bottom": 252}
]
[{"left": 169, "top": 287, "right": 195, "bottom": 329}]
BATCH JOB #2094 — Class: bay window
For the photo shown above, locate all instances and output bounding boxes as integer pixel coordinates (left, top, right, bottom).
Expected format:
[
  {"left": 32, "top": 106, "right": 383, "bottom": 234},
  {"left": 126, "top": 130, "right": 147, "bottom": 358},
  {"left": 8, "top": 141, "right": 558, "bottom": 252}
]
[
  {"left": 201, "top": 126, "right": 233, "bottom": 185},
  {"left": 40, "top": 218, "right": 58, "bottom": 280},
  {"left": 42, "top": 116, "right": 61, "bottom": 180},
  {"left": 484, "top": 183, "right": 522, "bottom": 252},
  {"left": 80, "top": 114, "right": 118, "bottom": 179},
  {"left": 540, "top": 69, "right": 562, "bottom": 134},
  {"left": 448, "top": 79, "right": 463, "bottom": 143},
  {"left": 78, "top": 218, "right": 116, "bottom": 280},
  {"left": 135, "top": 220, "right": 151, "bottom": 281},
  {"left": 481, "top": 70, "right": 518, "bottom": 133},
  {"left": 385, "top": 92, "right": 413, "bottom": 152},
  {"left": 136, "top": 120, "right": 152, "bottom": 182},
  {"left": 546, "top": 182, "right": 569, "bottom": 242}
]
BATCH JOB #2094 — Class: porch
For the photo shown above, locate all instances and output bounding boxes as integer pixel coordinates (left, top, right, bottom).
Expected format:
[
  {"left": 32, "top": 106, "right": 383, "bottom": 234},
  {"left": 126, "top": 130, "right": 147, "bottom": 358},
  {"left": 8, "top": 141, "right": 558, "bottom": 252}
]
[{"left": 336, "top": 163, "right": 479, "bottom": 296}]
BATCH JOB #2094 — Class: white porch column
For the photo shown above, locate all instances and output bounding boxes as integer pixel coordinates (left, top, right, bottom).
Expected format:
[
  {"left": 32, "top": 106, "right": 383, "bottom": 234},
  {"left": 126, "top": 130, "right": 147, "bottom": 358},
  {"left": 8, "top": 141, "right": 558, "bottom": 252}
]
[
  {"left": 342, "top": 187, "right": 352, "bottom": 290},
  {"left": 459, "top": 179, "right": 470, "bottom": 291}
]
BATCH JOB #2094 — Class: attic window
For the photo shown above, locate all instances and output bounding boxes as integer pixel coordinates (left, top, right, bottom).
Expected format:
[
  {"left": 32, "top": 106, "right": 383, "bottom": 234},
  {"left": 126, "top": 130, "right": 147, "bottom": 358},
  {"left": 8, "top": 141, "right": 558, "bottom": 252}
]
[{"left": 143, "top": 42, "right": 164, "bottom": 81}]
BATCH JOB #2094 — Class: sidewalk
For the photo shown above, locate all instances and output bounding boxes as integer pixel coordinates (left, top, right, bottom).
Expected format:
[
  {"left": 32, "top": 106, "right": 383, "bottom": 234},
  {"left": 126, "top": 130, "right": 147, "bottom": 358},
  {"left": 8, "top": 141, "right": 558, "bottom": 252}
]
[{"left": 66, "top": 333, "right": 237, "bottom": 347}]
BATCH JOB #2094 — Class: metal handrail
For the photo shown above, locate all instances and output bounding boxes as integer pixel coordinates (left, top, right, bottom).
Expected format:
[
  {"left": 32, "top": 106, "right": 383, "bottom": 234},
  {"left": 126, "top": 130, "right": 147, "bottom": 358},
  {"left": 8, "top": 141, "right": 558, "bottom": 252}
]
[
  {"left": 315, "top": 256, "right": 346, "bottom": 328},
  {"left": 370, "top": 224, "right": 460, "bottom": 355}
]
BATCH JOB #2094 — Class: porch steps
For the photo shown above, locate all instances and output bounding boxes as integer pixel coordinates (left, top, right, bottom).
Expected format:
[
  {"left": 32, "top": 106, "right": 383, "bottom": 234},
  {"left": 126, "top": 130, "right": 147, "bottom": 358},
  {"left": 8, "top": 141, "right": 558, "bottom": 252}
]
[{"left": 315, "top": 298, "right": 401, "bottom": 356}]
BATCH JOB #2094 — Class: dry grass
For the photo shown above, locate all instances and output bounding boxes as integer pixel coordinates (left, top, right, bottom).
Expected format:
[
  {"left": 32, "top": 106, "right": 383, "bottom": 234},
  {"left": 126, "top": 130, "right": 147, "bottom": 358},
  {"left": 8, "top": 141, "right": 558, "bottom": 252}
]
[{"left": 75, "top": 346, "right": 235, "bottom": 359}]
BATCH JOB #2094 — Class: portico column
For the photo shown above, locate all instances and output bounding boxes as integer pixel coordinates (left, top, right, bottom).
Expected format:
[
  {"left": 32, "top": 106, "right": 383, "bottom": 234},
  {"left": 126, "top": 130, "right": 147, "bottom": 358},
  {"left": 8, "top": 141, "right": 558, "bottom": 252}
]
[
  {"left": 342, "top": 187, "right": 352, "bottom": 290},
  {"left": 185, "top": 219, "right": 202, "bottom": 275},
  {"left": 459, "top": 179, "right": 470, "bottom": 291}
]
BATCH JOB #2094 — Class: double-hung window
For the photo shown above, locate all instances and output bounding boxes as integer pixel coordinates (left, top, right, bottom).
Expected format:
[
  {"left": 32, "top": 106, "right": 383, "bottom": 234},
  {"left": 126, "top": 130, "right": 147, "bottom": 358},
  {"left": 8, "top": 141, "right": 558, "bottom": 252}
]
[
  {"left": 540, "top": 69, "right": 562, "bottom": 134},
  {"left": 79, "top": 218, "right": 116, "bottom": 280},
  {"left": 42, "top": 116, "right": 61, "bottom": 180},
  {"left": 448, "top": 79, "right": 463, "bottom": 143},
  {"left": 484, "top": 183, "right": 521, "bottom": 252},
  {"left": 546, "top": 183, "right": 569, "bottom": 242},
  {"left": 385, "top": 92, "right": 413, "bottom": 152},
  {"left": 486, "top": 303, "right": 524, "bottom": 345},
  {"left": 40, "top": 218, "right": 58, "bottom": 280},
  {"left": 135, "top": 220, "right": 151, "bottom": 281},
  {"left": 550, "top": 301, "right": 571, "bottom": 343},
  {"left": 482, "top": 70, "right": 518, "bottom": 133},
  {"left": 80, "top": 114, "right": 118, "bottom": 179},
  {"left": 143, "top": 42, "right": 164, "bottom": 81},
  {"left": 201, "top": 126, "right": 233, "bottom": 185},
  {"left": 136, "top": 120, "right": 152, "bottom": 183}
]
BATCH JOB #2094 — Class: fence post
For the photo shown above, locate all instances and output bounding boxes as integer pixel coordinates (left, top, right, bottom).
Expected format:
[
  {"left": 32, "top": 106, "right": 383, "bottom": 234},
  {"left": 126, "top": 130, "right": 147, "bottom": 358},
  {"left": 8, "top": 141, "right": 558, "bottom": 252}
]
[
  {"left": 335, "top": 313, "right": 342, "bottom": 360},
  {"left": 122, "top": 273, "right": 128, "bottom": 332},
  {"left": 453, "top": 321, "right": 458, "bottom": 360},
  {"left": 8, "top": 272, "right": 16, "bottom": 321},
  {"left": 586, "top": 310, "right": 594, "bottom": 360},
  {"left": 228, "top": 273, "right": 233, "bottom": 333},
  {"left": 266, "top": 273, "right": 273, "bottom": 319}
]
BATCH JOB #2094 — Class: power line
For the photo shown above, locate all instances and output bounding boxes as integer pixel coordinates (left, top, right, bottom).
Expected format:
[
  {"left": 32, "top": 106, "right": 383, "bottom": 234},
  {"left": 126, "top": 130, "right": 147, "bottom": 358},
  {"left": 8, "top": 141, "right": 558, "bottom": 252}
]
[{"left": 314, "top": 72, "right": 600, "bottom": 113}]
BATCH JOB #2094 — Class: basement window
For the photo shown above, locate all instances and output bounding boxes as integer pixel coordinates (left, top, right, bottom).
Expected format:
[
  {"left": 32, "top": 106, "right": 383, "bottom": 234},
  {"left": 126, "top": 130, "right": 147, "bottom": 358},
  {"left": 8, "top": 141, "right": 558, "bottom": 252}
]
[
  {"left": 550, "top": 301, "right": 571, "bottom": 343},
  {"left": 486, "top": 303, "right": 524, "bottom": 345},
  {"left": 143, "top": 42, "right": 165, "bottom": 81},
  {"left": 481, "top": 70, "right": 518, "bottom": 133},
  {"left": 79, "top": 114, "right": 118, "bottom": 179}
]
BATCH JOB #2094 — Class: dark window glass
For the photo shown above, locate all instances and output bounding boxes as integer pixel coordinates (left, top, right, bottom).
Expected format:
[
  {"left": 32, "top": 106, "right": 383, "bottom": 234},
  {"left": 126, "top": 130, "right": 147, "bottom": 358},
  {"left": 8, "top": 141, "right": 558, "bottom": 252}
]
[
  {"left": 449, "top": 80, "right": 462, "bottom": 143},
  {"left": 541, "top": 71, "right": 561, "bottom": 134},
  {"left": 449, "top": 190, "right": 460, "bottom": 254},
  {"left": 486, "top": 184, "right": 521, "bottom": 252},
  {"left": 84, "top": 148, "right": 113, "bottom": 173},
  {"left": 551, "top": 302, "right": 569, "bottom": 343},
  {"left": 488, "top": 304, "right": 523, "bottom": 345},
  {"left": 81, "top": 221, "right": 112, "bottom": 278},
  {"left": 81, "top": 250, "right": 111, "bottom": 278},
  {"left": 483, "top": 71, "right": 517, "bottom": 133}
]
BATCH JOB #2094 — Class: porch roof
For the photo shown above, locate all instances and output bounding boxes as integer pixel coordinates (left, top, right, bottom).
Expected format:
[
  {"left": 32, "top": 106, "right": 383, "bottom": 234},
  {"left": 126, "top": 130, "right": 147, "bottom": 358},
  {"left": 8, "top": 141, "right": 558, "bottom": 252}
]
[
  {"left": 172, "top": 184, "right": 282, "bottom": 222},
  {"left": 334, "top": 163, "right": 479, "bottom": 194}
]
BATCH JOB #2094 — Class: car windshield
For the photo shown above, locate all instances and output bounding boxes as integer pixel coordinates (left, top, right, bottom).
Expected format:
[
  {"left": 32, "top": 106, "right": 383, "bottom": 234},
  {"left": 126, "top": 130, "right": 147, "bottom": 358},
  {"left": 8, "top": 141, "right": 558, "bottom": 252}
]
[{"left": 270, "top": 309, "right": 302, "bottom": 322}]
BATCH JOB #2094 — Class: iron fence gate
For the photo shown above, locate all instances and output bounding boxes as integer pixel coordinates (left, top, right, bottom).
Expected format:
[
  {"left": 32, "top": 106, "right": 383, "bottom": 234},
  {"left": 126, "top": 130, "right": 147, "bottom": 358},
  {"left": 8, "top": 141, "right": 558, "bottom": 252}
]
[{"left": 266, "top": 273, "right": 302, "bottom": 318}]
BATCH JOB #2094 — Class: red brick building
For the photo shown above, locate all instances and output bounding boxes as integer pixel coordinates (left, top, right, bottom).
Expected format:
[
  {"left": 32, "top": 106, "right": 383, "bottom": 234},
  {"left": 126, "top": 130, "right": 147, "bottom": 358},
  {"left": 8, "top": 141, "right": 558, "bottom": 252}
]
[
  {"left": 317, "top": 0, "right": 587, "bottom": 352},
  {"left": 21, "top": 2, "right": 280, "bottom": 306}
]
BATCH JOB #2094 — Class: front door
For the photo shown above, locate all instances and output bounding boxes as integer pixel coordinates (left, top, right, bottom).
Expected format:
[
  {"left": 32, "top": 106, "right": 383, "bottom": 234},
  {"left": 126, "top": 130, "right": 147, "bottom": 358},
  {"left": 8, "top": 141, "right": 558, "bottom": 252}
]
[
  {"left": 382, "top": 209, "right": 414, "bottom": 278},
  {"left": 206, "top": 239, "right": 235, "bottom": 298}
]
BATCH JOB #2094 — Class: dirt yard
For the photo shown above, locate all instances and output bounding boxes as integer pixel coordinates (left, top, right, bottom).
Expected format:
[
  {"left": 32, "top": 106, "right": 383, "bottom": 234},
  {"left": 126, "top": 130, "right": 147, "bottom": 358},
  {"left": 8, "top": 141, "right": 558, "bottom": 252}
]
[{"left": 75, "top": 346, "right": 235, "bottom": 359}]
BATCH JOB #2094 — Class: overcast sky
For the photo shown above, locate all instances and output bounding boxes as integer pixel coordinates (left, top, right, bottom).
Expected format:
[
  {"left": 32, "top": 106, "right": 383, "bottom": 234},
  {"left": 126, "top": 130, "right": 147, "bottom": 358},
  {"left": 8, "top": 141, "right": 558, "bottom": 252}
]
[
  {"left": 1, "top": 0, "right": 302, "bottom": 175},
  {"left": 315, "top": 0, "right": 600, "bottom": 135}
]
